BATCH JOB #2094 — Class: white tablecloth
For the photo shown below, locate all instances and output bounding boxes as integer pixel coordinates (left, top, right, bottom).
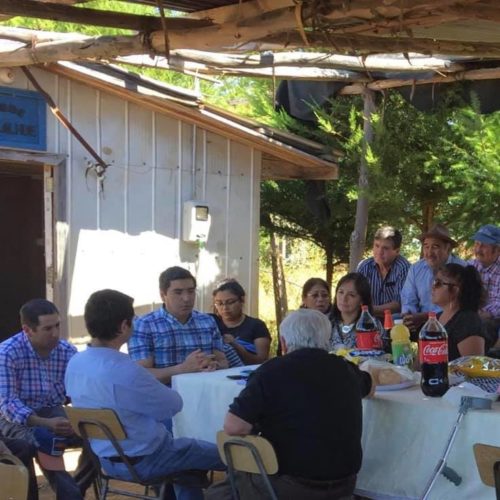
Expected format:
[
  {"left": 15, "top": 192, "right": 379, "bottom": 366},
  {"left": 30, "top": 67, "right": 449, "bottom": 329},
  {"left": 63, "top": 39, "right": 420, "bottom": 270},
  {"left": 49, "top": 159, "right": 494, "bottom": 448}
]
[
  {"left": 172, "top": 367, "right": 500, "bottom": 500},
  {"left": 357, "top": 386, "right": 500, "bottom": 500},
  {"left": 172, "top": 365, "right": 258, "bottom": 442}
]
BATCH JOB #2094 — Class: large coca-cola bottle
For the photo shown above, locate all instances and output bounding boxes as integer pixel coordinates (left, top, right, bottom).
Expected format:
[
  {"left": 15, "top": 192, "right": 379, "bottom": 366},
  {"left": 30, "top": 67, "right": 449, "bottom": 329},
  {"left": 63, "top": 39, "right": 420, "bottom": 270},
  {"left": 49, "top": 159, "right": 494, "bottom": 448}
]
[
  {"left": 355, "top": 305, "right": 382, "bottom": 350},
  {"left": 419, "top": 311, "right": 449, "bottom": 397}
]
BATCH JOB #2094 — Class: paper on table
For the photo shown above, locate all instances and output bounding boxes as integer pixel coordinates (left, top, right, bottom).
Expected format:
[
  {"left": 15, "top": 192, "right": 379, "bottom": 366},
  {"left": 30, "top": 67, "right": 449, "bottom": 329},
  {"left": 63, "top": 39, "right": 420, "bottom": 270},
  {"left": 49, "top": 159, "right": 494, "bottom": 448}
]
[{"left": 443, "top": 382, "right": 498, "bottom": 407}]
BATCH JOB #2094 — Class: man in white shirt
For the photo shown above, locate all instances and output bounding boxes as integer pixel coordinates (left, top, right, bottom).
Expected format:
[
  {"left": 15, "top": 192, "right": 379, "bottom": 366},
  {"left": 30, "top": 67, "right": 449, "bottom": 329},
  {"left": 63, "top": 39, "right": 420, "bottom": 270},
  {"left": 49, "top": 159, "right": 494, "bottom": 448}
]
[{"left": 65, "top": 289, "right": 225, "bottom": 500}]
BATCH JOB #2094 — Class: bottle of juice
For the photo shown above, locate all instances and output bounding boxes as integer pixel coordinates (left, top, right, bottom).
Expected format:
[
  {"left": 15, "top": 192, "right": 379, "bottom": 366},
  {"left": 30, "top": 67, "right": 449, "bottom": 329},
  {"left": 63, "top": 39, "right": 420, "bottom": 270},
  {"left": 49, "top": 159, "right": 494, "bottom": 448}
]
[{"left": 391, "top": 319, "right": 413, "bottom": 368}]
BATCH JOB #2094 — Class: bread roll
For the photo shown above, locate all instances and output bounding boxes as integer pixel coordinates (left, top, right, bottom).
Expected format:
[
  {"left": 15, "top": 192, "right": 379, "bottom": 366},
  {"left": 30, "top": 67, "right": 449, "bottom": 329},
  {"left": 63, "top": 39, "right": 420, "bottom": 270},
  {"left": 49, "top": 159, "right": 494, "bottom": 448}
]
[{"left": 377, "top": 369, "right": 403, "bottom": 385}]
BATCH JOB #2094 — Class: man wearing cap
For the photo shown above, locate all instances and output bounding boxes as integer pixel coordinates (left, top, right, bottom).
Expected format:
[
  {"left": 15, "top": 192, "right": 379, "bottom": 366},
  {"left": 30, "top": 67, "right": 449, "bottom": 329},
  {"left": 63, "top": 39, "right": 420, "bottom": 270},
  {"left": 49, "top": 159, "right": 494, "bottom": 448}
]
[
  {"left": 0, "top": 299, "right": 91, "bottom": 499},
  {"left": 401, "top": 224, "right": 465, "bottom": 333},
  {"left": 65, "top": 289, "right": 226, "bottom": 500},
  {"left": 468, "top": 224, "right": 500, "bottom": 348},
  {"left": 357, "top": 226, "right": 410, "bottom": 316}
]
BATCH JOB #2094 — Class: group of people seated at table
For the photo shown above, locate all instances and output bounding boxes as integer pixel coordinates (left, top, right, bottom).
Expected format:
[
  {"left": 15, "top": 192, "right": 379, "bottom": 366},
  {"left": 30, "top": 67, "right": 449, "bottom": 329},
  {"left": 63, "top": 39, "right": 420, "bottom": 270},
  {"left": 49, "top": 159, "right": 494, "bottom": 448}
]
[
  {"left": 301, "top": 223, "right": 500, "bottom": 361},
  {"left": 0, "top": 222, "right": 498, "bottom": 500}
]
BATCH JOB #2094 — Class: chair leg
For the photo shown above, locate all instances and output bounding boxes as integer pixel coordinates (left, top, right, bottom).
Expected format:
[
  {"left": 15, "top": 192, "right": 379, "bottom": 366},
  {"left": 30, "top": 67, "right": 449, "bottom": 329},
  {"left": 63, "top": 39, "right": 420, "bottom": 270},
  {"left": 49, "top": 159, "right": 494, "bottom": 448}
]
[
  {"left": 224, "top": 455, "right": 240, "bottom": 500},
  {"left": 99, "top": 477, "right": 109, "bottom": 500},
  {"left": 494, "top": 460, "right": 500, "bottom": 500}
]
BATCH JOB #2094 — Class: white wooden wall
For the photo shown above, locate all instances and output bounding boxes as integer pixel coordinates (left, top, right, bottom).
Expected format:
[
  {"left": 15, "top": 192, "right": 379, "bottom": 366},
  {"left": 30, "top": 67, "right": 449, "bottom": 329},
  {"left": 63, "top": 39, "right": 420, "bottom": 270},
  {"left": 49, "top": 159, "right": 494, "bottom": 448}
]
[{"left": 9, "top": 67, "right": 261, "bottom": 339}]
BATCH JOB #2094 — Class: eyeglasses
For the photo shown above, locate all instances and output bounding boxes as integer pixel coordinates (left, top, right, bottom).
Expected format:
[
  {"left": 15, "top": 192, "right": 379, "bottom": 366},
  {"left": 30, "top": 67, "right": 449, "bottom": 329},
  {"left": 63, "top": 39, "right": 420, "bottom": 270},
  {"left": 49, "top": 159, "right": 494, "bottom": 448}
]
[
  {"left": 306, "top": 292, "right": 330, "bottom": 300},
  {"left": 432, "top": 279, "right": 458, "bottom": 289},
  {"left": 214, "top": 298, "right": 240, "bottom": 307}
]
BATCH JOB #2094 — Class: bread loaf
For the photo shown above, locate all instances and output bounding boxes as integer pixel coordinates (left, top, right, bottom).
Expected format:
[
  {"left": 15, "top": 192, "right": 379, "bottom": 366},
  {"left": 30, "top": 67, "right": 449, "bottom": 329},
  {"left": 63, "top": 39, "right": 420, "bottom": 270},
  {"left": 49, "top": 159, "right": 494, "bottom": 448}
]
[{"left": 377, "top": 369, "right": 404, "bottom": 385}]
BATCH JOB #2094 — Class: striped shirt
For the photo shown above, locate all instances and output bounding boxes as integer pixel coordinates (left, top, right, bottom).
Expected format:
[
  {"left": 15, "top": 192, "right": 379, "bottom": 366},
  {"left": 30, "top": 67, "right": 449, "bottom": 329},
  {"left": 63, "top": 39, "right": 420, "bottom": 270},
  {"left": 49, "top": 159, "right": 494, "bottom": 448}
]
[
  {"left": 128, "top": 307, "right": 225, "bottom": 368},
  {"left": 0, "top": 333, "right": 76, "bottom": 425},
  {"left": 468, "top": 257, "right": 500, "bottom": 318},
  {"left": 357, "top": 255, "right": 410, "bottom": 306}
]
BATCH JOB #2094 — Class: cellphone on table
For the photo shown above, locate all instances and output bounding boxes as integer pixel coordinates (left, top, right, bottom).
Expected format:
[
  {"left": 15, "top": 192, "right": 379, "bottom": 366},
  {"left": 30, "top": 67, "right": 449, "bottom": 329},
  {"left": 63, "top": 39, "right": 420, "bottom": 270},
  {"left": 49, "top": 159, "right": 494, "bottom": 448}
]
[{"left": 226, "top": 375, "right": 247, "bottom": 380}]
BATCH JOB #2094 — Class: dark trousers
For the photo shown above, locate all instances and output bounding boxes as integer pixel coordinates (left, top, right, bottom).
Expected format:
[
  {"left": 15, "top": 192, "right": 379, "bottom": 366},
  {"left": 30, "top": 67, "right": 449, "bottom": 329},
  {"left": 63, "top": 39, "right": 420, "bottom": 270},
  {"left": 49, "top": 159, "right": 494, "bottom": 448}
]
[
  {"left": 1, "top": 437, "right": 39, "bottom": 500},
  {"left": 206, "top": 471, "right": 356, "bottom": 500},
  {"left": 38, "top": 447, "right": 95, "bottom": 500}
]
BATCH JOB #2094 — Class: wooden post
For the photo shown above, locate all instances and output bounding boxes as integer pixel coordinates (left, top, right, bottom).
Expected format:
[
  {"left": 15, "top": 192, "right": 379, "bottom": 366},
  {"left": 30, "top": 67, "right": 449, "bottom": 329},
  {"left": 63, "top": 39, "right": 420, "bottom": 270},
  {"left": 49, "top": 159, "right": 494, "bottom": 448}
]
[
  {"left": 349, "top": 87, "right": 376, "bottom": 271},
  {"left": 270, "top": 230, "right": 288, "bottom": 355}
]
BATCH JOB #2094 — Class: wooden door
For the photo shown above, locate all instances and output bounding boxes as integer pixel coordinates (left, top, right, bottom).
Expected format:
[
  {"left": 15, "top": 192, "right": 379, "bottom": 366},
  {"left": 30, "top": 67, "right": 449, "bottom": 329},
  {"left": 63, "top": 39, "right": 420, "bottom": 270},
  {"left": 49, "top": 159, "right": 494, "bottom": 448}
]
[{"left": 0, "top": 166, "right": 46, "bottom": 341}]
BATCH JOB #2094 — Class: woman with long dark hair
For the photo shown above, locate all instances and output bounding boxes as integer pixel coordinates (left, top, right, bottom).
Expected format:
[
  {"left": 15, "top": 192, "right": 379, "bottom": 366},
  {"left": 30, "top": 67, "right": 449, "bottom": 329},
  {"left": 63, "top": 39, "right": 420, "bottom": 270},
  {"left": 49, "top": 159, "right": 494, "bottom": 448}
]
[
  {"left": 330, "top": 273, "right": 384, "bottom": 350},
  {"left": 431, "top": 263, "right": 487, "bottom": 360},
  {"left": 212, "top": 279, "right": 271, "bottom": 365}
]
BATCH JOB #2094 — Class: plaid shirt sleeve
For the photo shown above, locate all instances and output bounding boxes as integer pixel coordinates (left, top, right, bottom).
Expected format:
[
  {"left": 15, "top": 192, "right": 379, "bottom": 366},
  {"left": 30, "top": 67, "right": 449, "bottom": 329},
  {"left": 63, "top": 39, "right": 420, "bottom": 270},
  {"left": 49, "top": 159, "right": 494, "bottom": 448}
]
[
  {"left": 0, "top": 349, "right": 34, "bottom": 425},
  {"left": 484, "top": 263, "right": 500, "bottom": 318},
  {"left": 128, "top": 316, "right": 155, "bottom": 361}
]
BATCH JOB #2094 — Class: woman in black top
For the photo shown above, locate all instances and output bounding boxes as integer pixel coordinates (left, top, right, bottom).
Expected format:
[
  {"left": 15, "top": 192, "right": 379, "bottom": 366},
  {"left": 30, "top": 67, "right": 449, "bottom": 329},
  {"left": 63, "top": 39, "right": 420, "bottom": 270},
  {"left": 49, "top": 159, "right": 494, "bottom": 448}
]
[
  {"left": 431, "top": 263, "right": 487, "bottom": 361},
  {"left": 212, "top": 279, "right": 271, "bottom": 365}
]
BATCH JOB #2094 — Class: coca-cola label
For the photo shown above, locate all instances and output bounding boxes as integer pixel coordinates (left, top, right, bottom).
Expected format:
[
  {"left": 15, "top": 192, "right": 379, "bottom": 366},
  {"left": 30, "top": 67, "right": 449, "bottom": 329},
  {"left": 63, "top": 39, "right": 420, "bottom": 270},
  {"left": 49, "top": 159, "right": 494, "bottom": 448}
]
[
  {"left": 356, "top": 330, "right": 382, "bottom": 350},
  {"left": 419, "top": 340, "right": 448, "bottom": 364}
]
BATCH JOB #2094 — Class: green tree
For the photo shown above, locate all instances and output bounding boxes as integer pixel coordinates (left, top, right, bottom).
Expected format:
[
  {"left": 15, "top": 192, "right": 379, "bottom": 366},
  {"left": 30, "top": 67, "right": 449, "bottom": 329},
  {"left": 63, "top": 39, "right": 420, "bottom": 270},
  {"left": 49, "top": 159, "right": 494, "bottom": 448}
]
[{"left": 261, "top": 84, "right": 500, "bottom": 280}]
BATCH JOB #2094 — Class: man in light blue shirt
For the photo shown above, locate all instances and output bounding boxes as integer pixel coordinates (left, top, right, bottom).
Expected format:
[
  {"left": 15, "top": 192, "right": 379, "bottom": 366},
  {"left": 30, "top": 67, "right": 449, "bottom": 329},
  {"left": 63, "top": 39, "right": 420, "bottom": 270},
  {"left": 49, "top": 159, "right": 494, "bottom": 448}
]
[
  {"left": 401, "top": 224, "right": 465, "bottom": 334},
  {"left": 65, "top": 289, "right": 225, "bottom": 500}
]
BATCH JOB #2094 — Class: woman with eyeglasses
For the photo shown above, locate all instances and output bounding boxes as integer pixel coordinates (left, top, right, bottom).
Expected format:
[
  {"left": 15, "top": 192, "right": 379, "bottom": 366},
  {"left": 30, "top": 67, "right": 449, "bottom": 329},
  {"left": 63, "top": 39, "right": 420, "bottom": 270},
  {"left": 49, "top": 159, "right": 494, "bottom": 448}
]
[
  {"left": 431, "top": 263, "right": 486, "bottom": 361},
  {"left": 212, "top": 279, "right": 271, "bottom": 365},
  {"left": 301, "top": 278, "right": 333, "bottom": 316},
  {"left": 330, "top": 273, "right": 385, "bottom": 351}
]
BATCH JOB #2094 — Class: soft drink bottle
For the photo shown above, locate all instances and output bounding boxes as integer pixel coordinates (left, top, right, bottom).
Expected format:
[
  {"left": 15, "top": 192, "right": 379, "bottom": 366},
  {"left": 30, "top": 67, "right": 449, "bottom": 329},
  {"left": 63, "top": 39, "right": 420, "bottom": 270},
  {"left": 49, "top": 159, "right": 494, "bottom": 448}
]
[
  {"left": 383, "top": 309, "right": 394, "bottom": 353},
  {"left": 355, "top": 305, "right": 382, "bottom": 350},
  {"left": 419, "top": 311, "right": 449, "bottom": 397},
  {"left": 391, "top": 319, "right": 413, "bottom": 368}
]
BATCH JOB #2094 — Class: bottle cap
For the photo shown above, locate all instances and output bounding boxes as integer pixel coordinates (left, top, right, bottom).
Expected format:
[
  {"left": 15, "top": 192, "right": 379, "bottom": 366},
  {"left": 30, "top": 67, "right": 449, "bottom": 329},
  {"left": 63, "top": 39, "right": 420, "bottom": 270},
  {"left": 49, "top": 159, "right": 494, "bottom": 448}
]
[
  {"left": 383, "top": 309, "right": 394, "bottom": 329},
  {"left": 394, "top": 319, "right": 403, "bottom": 325}
]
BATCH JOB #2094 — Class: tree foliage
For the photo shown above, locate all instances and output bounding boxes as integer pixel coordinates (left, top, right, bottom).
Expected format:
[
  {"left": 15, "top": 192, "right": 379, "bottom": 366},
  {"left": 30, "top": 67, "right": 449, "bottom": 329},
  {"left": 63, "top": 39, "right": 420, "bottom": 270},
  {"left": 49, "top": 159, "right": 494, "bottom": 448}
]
[{"left": 261, "top": 84, "right": 500, "bottom": 280}]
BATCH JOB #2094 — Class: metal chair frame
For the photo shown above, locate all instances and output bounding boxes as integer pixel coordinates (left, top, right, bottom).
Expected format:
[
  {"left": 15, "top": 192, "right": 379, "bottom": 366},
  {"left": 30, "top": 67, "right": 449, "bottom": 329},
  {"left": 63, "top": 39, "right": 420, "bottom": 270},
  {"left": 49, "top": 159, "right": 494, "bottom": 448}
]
[
  {"left": 65, "top": 407, "right": 175, "bottom": 500},
  {"left": 217, "top": 431, "right": 278, "bottom": 500}
]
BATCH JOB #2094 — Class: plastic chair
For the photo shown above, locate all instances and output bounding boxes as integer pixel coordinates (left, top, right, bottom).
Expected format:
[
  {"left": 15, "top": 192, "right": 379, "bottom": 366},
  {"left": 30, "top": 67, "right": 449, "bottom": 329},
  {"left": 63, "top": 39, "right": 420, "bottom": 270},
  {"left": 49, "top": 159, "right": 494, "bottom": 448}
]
[
  {"left": 0, "top": 453, "right": 29, "bottom": 500},
  {"left": 473, "top": 443, "right": 500, "bottom": 500},
  {"left": 65, "top": 407, "right": 178, "bottom": 500},
  {"left": 216, "top": 430, "right": 278, "bottom": 500}
]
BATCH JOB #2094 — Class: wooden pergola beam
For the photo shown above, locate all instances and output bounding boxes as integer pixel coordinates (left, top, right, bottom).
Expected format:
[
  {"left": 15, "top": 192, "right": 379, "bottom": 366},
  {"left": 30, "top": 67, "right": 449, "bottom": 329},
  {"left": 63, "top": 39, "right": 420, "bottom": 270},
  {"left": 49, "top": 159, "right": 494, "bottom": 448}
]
[
  {"left": 0, "top": 0, "right": 211, "bottom": 31},
  {"left": 338, "top": 67, "right": 500, "bottom": 94},
  {"left": 254, "top": 32, "right": 500, "bottom": 58},
  {"left": 0, "top": 33, "right": 145, "bottom": 66}
]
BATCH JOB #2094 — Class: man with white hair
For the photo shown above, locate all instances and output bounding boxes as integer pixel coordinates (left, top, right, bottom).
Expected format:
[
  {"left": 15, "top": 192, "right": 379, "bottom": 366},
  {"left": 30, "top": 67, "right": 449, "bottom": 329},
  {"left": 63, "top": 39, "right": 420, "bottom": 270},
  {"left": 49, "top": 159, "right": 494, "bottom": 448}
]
[{"left": 207, "top": 309, "right": 374, "bottom": 500}]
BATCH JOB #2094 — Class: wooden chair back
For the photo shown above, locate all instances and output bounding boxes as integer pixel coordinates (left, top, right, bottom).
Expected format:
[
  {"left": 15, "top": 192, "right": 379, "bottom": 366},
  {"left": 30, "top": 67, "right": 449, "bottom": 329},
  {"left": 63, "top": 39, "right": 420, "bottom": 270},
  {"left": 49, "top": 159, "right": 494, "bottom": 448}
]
[
  {"left": 473, "top": 443, "right": 500, "bottom": 488},
  {"left": 65, "top": 407, "right": 127, "bottom": 440},
  {"left": 0, "top": 453, "right": 29, "bottom": 500},
  {"left": 216, "top": 431, "right": 278, "bottom": 474}
]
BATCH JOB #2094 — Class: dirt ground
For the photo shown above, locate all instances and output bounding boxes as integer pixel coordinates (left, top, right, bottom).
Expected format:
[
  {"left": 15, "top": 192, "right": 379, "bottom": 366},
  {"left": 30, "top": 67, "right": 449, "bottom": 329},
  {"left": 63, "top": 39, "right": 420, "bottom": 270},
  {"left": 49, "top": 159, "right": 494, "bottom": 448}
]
[
  {"left": 37, "top": 450, "right": 225, "bottom": 499},
  {"left": 36, "top": 449, "right": 144, "bottom": 499}
]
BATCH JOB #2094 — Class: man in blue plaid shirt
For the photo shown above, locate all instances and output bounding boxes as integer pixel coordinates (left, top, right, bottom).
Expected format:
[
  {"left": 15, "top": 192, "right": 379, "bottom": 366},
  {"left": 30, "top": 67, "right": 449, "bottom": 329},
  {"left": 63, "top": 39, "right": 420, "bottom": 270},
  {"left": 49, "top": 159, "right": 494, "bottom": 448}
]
[
  {"left": 129, "top": 267, "right": 240, "bottom": 384},
  {"left": 0, "top": 299, "right": 93, "bottom": 499}
]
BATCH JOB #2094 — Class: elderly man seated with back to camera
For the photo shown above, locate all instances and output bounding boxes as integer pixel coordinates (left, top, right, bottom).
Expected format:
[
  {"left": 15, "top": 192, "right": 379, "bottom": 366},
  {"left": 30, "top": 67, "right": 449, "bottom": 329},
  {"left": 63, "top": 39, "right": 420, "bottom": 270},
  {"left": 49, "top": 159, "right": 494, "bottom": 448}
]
[{"left": 206, "top": 308, "right": 375, "bottom": 500}]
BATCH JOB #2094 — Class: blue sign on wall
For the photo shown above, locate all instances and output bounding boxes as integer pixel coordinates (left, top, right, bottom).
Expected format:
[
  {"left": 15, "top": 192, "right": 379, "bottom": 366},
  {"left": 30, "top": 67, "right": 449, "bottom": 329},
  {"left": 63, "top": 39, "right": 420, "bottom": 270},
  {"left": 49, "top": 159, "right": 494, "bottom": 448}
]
[{"left": 0, "top": 86, "right": 46, "bottom": 151}]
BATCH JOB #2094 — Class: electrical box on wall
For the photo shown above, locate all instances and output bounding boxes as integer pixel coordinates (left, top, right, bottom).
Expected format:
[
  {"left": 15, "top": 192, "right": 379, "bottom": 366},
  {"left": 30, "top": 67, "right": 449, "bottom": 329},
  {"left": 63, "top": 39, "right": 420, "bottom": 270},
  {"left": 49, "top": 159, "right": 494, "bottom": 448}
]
[{"left": 182, "top": 201, "right": 211, "bottom": 242}]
